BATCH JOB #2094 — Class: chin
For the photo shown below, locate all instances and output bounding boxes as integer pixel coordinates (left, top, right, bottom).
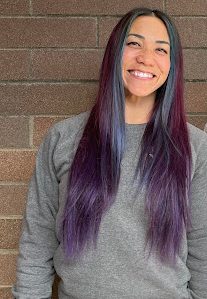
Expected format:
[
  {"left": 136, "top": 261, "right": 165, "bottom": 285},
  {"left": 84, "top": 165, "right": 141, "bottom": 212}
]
[{"left": 126, "top": 89, "right": 156, "bottom": 100}]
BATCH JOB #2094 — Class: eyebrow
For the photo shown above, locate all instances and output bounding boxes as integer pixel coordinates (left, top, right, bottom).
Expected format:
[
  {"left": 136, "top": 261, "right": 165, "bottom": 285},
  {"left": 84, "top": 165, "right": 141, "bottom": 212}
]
[{"left": 128, "top": 33, "right": 170, "bottom": 46}]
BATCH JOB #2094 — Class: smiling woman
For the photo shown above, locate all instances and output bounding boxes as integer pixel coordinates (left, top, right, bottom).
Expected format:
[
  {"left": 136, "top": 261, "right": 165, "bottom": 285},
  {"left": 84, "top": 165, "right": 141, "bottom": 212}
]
[{"left": 13, "top": 7, "right": 207, "bottom": 299}]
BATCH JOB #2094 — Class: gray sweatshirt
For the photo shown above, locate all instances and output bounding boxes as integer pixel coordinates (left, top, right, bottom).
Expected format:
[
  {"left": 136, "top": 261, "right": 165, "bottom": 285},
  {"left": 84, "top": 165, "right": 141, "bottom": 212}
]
[{"left": 12, "top": 111, "right": 207, "bottom": 299}]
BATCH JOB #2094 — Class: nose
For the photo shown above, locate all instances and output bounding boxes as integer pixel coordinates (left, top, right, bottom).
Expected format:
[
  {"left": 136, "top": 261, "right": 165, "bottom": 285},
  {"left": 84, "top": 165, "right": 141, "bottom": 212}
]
[{"left": 136, "top": 48, "right": 154, "bottom": 66}]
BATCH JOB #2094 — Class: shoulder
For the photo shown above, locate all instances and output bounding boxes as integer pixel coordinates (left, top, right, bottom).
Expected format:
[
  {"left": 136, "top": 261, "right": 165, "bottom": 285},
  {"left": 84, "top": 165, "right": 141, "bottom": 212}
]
[
  {"left": 51, "top": 110, "right": 90, "bottom": 139},
  {"left": 187, "top": 122, "right": 207, "bottom": 141},
  {"left": 187, "top": 123, "right": 207, "bottom": 175},
  {"left": 41, "top": 111, "right": 91, "bottom": 179},
  {"left": 187, "top": 122, "right": 207, "bottom": 153},
  {"left": 41, "top": 110, "right": 90, "bottom": 151}
]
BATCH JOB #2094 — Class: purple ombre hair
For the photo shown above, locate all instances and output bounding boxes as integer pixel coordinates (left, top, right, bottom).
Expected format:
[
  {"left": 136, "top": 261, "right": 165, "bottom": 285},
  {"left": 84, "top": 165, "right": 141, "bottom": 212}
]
[{"left": 59, "top": 8, "right": 192, "bottom": 266}]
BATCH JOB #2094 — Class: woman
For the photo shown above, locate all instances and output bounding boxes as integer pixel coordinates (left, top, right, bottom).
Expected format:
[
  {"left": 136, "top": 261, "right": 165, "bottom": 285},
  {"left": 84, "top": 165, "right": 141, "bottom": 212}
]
[{"left": 13, "top": 8, "right": 207, "bottom": 299}]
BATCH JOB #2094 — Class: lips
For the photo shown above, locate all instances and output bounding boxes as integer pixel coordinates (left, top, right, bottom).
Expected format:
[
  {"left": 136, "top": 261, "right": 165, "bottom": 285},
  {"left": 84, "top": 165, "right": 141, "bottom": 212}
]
[{"left": 128, "top": 70, "right": 155, "bottom": 79}]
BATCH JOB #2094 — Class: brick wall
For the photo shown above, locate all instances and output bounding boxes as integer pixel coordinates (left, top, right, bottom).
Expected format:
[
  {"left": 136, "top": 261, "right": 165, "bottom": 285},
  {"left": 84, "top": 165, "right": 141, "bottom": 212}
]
[{"left": 0, "top": 1, "right": 206, "bottom": 298}]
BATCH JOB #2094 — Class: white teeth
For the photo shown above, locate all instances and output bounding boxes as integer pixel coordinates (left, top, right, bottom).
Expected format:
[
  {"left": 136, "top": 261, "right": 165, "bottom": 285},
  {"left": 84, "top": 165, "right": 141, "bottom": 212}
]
[{"left": 130, "top": 71, "right": 154, "bottom": 78}]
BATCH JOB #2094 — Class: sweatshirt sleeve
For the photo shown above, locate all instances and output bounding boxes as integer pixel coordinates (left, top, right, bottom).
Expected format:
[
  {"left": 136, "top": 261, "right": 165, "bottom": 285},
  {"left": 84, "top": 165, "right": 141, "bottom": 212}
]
[
  {"left": 187, "top": 134, "right": 207, "bottom": 299},
  {"left": 12, "top": 127, "right": 60, "bottom": 299}
]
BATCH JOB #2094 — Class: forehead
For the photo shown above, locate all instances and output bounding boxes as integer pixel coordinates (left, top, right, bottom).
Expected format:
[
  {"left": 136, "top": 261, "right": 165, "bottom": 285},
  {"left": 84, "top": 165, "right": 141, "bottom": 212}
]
[{"left": 128, "top": 16, "right": 170, "bottom": 42}]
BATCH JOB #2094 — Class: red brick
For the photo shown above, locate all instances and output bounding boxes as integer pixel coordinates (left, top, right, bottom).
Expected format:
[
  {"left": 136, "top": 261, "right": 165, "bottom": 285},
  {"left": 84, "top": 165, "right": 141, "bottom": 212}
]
[
  {"left": 185, "top": 83, "right": 207, "bottom": 113},
  {"left": 52, "top": 275, "right": 60, "bottom": 299},
  {"left": 0, "top": 117, "right": 29, "bottom": 148},
  {"left": 0, "top": 185, "right": 27, "bottom": 215},
  {"left": 52, "top": 291, "right": 58, "bottom": 299},
  {"left": 31, "top": 49, "right": 104, "bottom": 80},
  {"left": 173, "top": 17, "right": 207, "bottom": 48},
  {"left": 0, "top": 151, "right": 36, "bottom": 182},
  {"left": 33, "top": 116, "right": 68, "bottom": 147},
  {"left": 0, "top": 50, "right": 30, "bottom": 80},
  {"left": 0, "top": 0, "right": 29, "bottom": 15},
  {"left": 0, "top": 18, "right": 96, "bottom": 48},
  {"left": 0, "top": 254, "right": 17, "bottom": 285},
  {"left": 0, "top": 288, "right": 13, "bottom": 299},
  {"left": 0, "top": 83, "right": 97, "bottom": 115},
  {"left": 184, "top": 49, "right": 207, "bottom": 80},
  {"left": 166, "top": 0, "right": 207, "bottom": 16},
  {"left": 0, "top": 219, "right": 22, "bottom": 249},
  {"left": 32, "top": 0, "right": 163, "bottom": 15},
  {"left": 99, "top": 17, "right": 120, "bottom": 48},
  {"left": 187, "top": 115, "right": 207, "bottom": 130}
]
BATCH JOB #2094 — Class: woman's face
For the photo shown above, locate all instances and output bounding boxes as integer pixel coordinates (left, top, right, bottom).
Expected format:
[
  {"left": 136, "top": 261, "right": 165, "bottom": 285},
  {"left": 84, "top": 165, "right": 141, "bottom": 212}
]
[{"left": 122, "top": 16, "right": 171, "bottom": 102}]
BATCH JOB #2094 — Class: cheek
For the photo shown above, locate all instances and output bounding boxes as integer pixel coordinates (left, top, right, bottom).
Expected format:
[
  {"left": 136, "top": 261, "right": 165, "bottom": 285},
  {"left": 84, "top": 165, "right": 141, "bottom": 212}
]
[
  {"left": 122, "top": 50, "right": 128, "bottom": 69},
  {"left": 122, "top": 48, "right": 135, "bottom": 68},
  {"left": 122, "top": 50, "right": 130, "bottom": 82},
  {"left": 161, "top": 58, "right": 171, "bottom": 76}
]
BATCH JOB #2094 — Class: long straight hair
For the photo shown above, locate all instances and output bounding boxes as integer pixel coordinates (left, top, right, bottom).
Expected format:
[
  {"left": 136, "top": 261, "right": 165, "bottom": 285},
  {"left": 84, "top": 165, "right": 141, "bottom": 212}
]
[{"left": 59, "top": 8, "right": 192, "bottom": 266}]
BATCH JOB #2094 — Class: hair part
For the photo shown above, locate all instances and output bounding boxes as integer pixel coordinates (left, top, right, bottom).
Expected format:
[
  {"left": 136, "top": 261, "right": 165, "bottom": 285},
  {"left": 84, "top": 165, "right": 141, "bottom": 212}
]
[{"left": 59, "top": 7, "right": 192, "bottom": 267}]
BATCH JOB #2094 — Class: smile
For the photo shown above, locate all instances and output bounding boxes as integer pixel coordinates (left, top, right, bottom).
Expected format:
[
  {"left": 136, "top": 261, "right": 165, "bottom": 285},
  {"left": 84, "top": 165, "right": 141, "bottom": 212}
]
[{"left": 128, "top": 70, "right": 155, "bottom": 79}]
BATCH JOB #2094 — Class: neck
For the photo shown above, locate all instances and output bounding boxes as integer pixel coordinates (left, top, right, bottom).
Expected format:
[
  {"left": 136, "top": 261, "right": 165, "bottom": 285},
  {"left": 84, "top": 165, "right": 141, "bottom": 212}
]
[{"left": 125, "top": 94, "right": 155, "bottom": 124}]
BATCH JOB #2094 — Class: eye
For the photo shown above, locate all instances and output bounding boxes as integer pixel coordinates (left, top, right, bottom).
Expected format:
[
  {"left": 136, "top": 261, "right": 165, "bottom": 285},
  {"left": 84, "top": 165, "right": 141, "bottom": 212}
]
[
  {"left": 156, "top": 48, "right": 168, "bottom": 54},
  {"left": 126, "top": 41, "right": 141, "bottom": 48}
]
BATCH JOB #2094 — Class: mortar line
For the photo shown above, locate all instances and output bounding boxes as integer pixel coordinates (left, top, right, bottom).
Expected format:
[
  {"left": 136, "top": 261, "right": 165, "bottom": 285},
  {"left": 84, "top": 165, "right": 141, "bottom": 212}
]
[
  {"left": 0, "top": 249, "right": 18, "bottom": 254},
  {"left": 0, "top": 216, "right": 23, "bottom": 220},
  {"left": 29, "top": 116, "right": 34, "bottom": 148},
  {"left": 29, "top": 0, "right": 33, "bottom": 16},
  {"left": 0, "top": 182, "right": 27, "bottom": 186},
  {"left": 96, "top": 16, "right": 99, "bottom": 48},
  {"left": 163, "top": 0, "right": 166, "bottom": 12},
  {"left": 0, "top": 148, "right": 37, "bottom": 152}
]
